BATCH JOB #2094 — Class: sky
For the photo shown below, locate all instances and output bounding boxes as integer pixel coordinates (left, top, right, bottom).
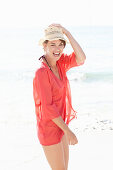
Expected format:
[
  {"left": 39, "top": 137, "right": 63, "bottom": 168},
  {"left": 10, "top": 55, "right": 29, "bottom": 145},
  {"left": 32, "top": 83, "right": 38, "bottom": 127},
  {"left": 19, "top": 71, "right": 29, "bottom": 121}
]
[{"left": 0, "top": 0, "right": 113, "bottom": 28}]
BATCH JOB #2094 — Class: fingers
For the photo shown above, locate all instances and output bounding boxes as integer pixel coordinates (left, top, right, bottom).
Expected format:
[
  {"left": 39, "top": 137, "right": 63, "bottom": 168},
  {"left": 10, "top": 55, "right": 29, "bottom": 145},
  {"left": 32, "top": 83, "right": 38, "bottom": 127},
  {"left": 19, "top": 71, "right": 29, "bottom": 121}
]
[
  {"left": 48, "top": 24, "right": 68, "bottom": 35},
  {"left": 68, "top": 140, "right": 76, "bottom": 145},
  {"left": 49, "top": 23, "right": 62, "bottom": 28},
  {"left": 65, "top": 129, "right": 78, "bottom": 145},
  {"left": 69, "top": 136, "right": 78, "bottom": 145}
]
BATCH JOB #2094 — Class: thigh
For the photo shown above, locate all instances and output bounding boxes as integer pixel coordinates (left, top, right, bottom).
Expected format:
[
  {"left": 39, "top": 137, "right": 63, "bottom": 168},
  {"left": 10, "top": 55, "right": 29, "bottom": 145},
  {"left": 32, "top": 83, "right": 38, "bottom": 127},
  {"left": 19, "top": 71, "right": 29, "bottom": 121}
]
[
  {"left": 61, "top": 134, "right": 69, "bottom": 170},
  {"left": 42, "top": 142, "right": 66, "bottom": 170}
]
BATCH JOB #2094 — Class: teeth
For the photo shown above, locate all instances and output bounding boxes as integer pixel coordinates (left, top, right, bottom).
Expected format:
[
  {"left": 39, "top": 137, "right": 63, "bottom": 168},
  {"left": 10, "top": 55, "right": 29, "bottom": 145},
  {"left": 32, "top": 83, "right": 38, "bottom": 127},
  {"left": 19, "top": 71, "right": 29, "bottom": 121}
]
[{"left": 54, "top": 53, "right": 60, "bottom": 55}]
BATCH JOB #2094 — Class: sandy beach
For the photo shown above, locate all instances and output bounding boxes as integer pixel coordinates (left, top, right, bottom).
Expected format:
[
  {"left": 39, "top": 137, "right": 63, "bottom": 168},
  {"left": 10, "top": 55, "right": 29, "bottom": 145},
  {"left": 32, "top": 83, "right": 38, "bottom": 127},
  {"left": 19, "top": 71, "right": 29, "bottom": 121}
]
[{"left": 0, "top": 118, "right": 113, "bottom": 170}]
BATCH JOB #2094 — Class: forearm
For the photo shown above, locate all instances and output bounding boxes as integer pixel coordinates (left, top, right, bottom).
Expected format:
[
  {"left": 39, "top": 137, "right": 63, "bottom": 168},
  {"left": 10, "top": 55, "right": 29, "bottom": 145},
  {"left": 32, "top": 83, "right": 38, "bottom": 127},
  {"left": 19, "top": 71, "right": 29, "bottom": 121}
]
[
  {"left": 65, "top": 30, "right": 86, "bottom": 64},
  {"left": 52, "top": 116, "right": 78, "bottom": 145},
  {"left": 52, "top": 116, "right": 70, "bottom": 133}
]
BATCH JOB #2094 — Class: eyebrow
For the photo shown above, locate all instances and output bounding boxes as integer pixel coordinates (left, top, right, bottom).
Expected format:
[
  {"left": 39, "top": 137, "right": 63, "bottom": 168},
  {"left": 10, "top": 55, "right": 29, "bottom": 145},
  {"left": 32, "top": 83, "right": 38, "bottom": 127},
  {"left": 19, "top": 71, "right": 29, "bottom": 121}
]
[{"left": 50, "top": 43, "right": 56, "bottom": 45}]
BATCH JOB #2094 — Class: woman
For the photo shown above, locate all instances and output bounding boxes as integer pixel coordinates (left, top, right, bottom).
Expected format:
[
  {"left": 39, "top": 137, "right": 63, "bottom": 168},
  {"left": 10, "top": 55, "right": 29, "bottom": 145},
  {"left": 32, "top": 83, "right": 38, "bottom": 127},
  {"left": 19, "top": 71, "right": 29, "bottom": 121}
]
[{"left": 33, "top": 24, "right": 86, "bottom": 170}]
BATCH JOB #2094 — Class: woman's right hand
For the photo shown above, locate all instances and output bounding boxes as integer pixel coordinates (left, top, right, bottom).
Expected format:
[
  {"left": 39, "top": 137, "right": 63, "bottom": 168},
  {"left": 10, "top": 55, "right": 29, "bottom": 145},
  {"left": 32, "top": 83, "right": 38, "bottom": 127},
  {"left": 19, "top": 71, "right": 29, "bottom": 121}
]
[{"left": 64, "top": 128, "right": 78, "bottom": 145}]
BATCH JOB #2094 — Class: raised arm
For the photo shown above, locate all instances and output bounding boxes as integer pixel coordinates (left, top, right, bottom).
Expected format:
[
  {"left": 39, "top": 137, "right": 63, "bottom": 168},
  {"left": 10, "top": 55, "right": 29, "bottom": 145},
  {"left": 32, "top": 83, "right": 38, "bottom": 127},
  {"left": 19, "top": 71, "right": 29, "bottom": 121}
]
[{"left": 49, "top": 23, "right": 86, "bottom": 65}]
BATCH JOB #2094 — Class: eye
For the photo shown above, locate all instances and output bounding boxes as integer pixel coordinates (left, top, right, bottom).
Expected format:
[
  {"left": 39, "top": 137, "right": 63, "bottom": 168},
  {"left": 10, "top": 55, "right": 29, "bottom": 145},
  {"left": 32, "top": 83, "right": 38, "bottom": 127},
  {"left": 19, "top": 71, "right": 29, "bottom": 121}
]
[
  {"left": 50, "top": 44, "right": 55, "bottom": 46},
  {"left": 59, "top": 43, "right": 64, "bottom": 47}
]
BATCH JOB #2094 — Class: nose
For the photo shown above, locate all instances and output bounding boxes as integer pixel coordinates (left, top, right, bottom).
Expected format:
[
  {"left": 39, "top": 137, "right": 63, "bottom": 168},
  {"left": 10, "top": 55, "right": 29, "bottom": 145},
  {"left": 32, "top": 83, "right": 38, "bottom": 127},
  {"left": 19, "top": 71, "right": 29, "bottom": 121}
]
[{"left": 55, "top": 46, "right": 61, "bottom": 51}]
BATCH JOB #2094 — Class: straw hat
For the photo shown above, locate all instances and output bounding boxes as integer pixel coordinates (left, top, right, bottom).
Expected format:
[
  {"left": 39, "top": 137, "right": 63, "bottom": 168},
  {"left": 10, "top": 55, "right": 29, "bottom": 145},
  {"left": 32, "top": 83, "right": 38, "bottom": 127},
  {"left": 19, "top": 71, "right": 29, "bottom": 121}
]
[{"left": 38, "top": 26, "right": 68, "bottom": 46}]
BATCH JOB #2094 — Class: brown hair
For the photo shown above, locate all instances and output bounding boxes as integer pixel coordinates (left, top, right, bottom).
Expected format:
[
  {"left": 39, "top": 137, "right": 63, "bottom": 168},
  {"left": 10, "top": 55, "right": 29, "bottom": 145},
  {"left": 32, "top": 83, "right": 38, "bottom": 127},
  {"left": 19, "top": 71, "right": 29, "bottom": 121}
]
[{"left": 43, "top": 39, "right": 66, "bottom": 47}]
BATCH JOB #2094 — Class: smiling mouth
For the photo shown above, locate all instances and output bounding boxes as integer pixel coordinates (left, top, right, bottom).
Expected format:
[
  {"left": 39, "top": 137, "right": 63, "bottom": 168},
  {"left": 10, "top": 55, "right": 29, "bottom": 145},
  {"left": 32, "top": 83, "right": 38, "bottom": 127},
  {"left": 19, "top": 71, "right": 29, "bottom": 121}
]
[{"left": 53, "top": 52, "right": 60, "bottom": 57}]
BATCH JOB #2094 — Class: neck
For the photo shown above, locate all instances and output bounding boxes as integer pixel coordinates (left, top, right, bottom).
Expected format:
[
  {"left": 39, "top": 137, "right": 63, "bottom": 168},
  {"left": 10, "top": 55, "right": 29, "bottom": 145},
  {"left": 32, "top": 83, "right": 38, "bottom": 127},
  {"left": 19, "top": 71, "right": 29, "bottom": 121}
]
[{"left": 43, "top": 55, "right": 57, "bottom": 68}]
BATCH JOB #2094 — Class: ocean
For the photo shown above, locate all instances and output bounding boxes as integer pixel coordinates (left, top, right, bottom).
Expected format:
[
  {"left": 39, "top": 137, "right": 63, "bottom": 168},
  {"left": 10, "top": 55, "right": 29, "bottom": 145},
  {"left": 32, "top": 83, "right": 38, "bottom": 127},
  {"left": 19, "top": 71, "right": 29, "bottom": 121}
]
[{"left": 0, "top": 26, "right": 113, "bottom": 169}]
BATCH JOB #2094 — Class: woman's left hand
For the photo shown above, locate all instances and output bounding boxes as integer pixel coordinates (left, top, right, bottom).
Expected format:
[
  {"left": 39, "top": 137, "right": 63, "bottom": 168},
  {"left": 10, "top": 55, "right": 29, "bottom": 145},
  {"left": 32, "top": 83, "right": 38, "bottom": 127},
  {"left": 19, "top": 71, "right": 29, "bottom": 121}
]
[
  {"left": 49, "top": 23, "right": 86, "bottom": 65},
  {"left": 49, "top": 23, "right": 69, "bottom": 35}
]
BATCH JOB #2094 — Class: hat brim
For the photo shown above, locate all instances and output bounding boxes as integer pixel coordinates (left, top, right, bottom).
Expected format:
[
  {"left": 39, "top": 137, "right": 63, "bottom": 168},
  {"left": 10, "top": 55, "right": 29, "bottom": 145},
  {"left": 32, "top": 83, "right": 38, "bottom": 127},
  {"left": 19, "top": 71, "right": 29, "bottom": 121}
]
[{"left": 38, "top": 37, "right": 69, "bottom": 46}]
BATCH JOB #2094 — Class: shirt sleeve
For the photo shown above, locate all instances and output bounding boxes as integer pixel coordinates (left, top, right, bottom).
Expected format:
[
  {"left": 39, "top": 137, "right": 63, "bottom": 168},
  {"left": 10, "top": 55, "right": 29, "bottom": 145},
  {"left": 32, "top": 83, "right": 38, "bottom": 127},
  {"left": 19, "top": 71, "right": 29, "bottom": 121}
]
[
  {"left": 34, "top": 68, "right": 60, "bottom": 120},
  {"left": 59, "top": 52, "right": 84, "bottom": 72}
]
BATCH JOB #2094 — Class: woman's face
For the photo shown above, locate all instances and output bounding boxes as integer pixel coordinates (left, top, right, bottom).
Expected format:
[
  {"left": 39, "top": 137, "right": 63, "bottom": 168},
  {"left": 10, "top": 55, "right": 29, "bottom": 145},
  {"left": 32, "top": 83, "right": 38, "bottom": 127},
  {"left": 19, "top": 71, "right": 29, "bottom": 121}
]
[{"left": 43, "top": 39, "right": 65, "bottom": 61}]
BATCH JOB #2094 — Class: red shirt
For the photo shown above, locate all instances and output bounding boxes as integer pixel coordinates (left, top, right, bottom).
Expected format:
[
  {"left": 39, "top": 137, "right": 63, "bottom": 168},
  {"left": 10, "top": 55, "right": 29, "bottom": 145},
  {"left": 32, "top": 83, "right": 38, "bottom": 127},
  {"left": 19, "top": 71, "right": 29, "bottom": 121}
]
[{"left": 33, "top": 52, "right": 83, "bottom": 145}]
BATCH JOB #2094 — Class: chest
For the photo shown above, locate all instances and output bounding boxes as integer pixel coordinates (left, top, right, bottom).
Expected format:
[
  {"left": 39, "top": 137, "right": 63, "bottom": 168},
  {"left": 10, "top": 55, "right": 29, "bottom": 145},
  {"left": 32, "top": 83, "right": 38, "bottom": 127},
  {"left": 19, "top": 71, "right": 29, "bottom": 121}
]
[
  {"left": 52, "top": 67, "right": 61, "bottom": 80},
  {"left": 49, "top": 68, "right": 67, "bottom": 97}
]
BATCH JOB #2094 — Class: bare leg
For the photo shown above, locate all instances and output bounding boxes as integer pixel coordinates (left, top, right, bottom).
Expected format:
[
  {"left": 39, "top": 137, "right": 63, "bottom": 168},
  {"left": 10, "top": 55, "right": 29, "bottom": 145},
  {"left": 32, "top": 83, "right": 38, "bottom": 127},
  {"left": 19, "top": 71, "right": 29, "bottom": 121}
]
[
  {"left": 42, "top": 141, "right": 66, "bottom": 170},
  {"left": 61, "top": 134, "right": 69, "bottom": 170}
]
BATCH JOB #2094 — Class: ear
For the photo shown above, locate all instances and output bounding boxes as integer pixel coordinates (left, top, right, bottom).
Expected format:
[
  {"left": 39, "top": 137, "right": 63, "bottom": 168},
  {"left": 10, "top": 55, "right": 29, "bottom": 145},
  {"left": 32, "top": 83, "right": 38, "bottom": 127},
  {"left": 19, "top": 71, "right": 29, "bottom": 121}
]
[{"left": 43, "top": 42, "right": 47, "bottom": 51}]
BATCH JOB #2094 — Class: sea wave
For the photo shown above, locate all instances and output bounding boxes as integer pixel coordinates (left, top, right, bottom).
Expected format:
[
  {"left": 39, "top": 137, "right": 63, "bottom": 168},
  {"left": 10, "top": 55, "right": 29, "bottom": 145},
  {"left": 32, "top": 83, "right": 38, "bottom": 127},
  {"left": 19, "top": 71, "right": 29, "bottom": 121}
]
[
  {"left": 68, "top": 71, "right": 113, "bottom": 83},
  {"left": 0, "top": 68, "right": 113, "bottom": 84}
]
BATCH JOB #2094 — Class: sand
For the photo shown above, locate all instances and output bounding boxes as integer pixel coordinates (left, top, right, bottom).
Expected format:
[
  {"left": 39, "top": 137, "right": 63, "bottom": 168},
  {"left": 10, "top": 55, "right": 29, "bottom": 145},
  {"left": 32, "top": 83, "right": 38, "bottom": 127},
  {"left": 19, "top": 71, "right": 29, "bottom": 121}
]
[{"left": 0, "top": 119, "right": 113, "bottom": 170}]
